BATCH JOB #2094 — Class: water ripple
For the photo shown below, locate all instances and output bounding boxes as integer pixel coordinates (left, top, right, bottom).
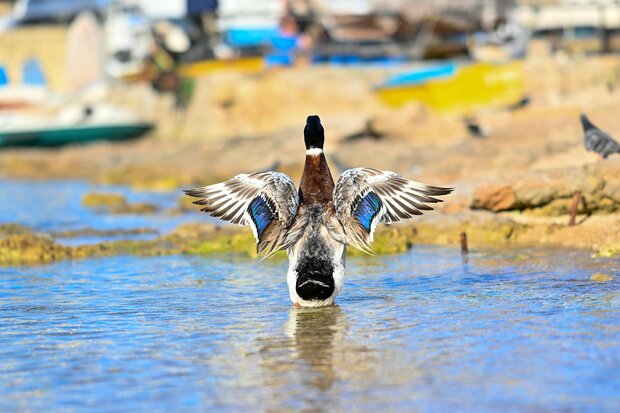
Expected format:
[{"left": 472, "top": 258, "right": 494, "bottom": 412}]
[{"left": 0, "top": 248, "right": 619, "bottom": 412}]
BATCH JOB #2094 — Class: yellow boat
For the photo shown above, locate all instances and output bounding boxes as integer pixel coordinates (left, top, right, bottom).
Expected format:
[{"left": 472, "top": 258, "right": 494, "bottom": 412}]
[{"left": 375, "top": 60, "right": 524, "bottom": 115}]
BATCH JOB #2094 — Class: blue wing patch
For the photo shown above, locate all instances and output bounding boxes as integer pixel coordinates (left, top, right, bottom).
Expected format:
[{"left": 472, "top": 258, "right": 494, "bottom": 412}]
[
  {"left": 354, "top": 191, "right": 382, "bottom": 232},
  {"left": 248, "top": 196, "right": 275, "bottom": 240}
]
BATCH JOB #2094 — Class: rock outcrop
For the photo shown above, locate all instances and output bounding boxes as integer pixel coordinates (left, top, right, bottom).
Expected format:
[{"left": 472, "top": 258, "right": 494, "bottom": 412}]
[{"left": 472, "top": 160, "right": 620, "bottom": 215}]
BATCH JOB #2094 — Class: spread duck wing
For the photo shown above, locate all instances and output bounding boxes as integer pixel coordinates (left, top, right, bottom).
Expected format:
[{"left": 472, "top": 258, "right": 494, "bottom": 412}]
[
  {"left": 333, "top": 168, "right": 453, "bottom": 253},
  {"left": 184, "top": 172, "right": 299, "bottom": 257}
]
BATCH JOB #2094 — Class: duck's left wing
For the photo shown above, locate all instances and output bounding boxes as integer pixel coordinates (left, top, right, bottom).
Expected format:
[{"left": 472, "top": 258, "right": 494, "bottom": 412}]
[
  {"left": 333, "top": 168, "right": 453, "bottom": 253},
  {"left": 184, "top": 172, "right": 299, "bottom": 256}
]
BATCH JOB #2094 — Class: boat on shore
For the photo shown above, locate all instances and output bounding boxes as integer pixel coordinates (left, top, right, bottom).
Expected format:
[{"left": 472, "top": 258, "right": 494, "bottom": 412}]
[
  {"left": 375, "top": 60, "right": 524, "bottom": 115},
  {"left": 0, "top": 123, "right": 153, "bottom": 147},
  {"left": 0, "top": 104, "right": 153, "bottom": 148}
]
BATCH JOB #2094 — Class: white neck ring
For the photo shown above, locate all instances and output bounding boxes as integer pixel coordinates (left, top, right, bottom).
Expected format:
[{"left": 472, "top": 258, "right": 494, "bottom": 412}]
[{"left": 306, "top": 148, "right": 323, "bottom": 155}]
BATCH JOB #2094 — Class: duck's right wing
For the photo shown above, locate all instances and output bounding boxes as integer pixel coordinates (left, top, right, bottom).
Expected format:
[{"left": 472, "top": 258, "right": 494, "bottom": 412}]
[
  {"left": 333, "top": 168, "right": 453, "bottom": 253},
  {"left": 184, "top": 172, "right": 299, "bottom": 257}
]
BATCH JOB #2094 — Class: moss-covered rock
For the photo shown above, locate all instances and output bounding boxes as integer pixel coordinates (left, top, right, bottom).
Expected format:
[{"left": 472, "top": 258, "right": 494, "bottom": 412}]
[
  {"left": 593, "top": 245, "right": 620, "bottom": 258},
  {"left": 51, "top": 227, "right": 158, "bottom": 239},
  {"left": 82, "top": 192, "right": 158, "bottom": 214},
  {"left": 590, "top": 273, "right": 614, "bottom": 282},
  {"left": 0, "top": 233, "right": 72, "bottom": 265},
  {"left": 82, "top": 192, "right": 127, "bottom": 208},
  {"left": 114, "top": 202, "right": 158, "bottom": 214},
  {"left": 405, "top": 211, "right": 523, "bottom": 246},
  {"left": 348, "top": 226, "right": 413, "bottom": 256},
  {"left": 0, "top": 223, "right": 35, "bottom": 237},
  {"left": 2, "top": 208, "right": 619, "bottom": 266}
]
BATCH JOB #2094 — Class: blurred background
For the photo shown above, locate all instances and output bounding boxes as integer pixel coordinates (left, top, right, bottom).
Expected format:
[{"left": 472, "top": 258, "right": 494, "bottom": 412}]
[{"left": 1, "top": 0, "right": 620, "bottom": 251}]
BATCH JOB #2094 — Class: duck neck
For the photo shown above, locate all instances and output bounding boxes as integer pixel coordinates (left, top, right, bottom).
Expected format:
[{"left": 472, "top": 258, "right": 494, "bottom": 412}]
[{"left": 299, "top": 149, "right": 334, "bottom": 205}]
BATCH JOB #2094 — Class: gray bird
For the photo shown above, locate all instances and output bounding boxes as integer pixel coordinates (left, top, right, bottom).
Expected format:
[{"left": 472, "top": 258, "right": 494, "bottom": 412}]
[
  {"left": 184, "top": 115, "right": 452, "bottom": 307},
  {"left": 580, "top": 114, "right": 620, "bottom": 159}
]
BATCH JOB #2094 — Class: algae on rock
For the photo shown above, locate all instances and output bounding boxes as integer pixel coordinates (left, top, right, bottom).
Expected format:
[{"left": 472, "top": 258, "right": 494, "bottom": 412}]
[{"left": 82, "top": 192, "right": 158, "bottom": 214}]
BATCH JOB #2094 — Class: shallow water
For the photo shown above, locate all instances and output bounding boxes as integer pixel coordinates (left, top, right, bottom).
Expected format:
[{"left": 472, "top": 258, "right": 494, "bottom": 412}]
[
  {"left": 0, "top": 179, "right": 207, "bottom": 244},
  {"left": 1, "top": 246, "right": 619, "bottom": 412}
]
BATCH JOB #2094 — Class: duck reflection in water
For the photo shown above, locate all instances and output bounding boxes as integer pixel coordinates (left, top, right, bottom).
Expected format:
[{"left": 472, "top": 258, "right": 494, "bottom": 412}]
[
  {"left": 255, "top": 305, "right": 349, "bottom": 406},
  {"left": 283, "top": 306, "right": 348, "bottom": 391}
]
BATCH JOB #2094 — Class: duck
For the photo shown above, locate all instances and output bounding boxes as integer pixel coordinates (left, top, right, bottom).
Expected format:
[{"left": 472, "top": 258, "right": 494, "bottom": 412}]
[{"left": 184, "top": 115, "right": 453, "bottom": 307}]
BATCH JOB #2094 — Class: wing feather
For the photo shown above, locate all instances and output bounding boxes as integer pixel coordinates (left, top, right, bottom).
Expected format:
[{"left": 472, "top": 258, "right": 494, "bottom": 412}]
[
  {"left": 333, "top": 167, "right": 453, "bottom": 252},
  {"left": 184, "top": 172, "right": 299, "bottom": 256}
]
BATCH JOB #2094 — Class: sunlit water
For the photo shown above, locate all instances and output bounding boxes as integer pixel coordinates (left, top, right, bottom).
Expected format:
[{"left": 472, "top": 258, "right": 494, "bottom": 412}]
[
  {"left": 1, "top": 180, "right": 619, "bottom": 412},
  {"left": 1, "top": 248, "right": 619, "bottom": 412},
  {"left": 0, "top": 179, "right": 208, "bottom": 245}
]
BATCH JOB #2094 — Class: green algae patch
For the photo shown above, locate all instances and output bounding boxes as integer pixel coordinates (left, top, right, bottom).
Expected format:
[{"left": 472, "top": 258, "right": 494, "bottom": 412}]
[
  {"left": 0, "top": 223, "right": 35, "bottom": 237},
  {"left": 2, "top": 209, "right": 619, "bottom": 266},
  {"left": 185, "top": 231, "right": 258, "bottom": 257},
  {"left": 406, "top": 212, "right": 523, "bottom": 247},
  {"left": 164, "top": 223, "right": 256, "bottom": 258},
  {"left": 82, "top": 192, "right": 127, "bottom": 208},
  {"left": 590, "top": 273, "right": 615, "bottom": 282},
  {"left": 0, "top": 219, "right": 413, "bottom": 266},
  {"left": 348, "top": 226, "right": 413, "bottom": 257},
  {"left": 0, "top": 233, "right": 73, "bottom": 266},
  {"left": 180, "top": 224, "right": 415, "bottom": 259},
  {"left": 0, "top": 228, "right": 172, "bottom": 266},
  {"left": 82, "top": 192, "right": 158, "bottom": 214},
  {"left": 115, "top": 202, "right": 158, "bottom": 214},
  {"left": 593, "top": 245, "right": 620, "bottom": 258},
  {"left": 51, "top": 227, "right": 158, "bottom": 239},
  {"left": 167, "top": 223, "right": 286, "bottom": 260}
]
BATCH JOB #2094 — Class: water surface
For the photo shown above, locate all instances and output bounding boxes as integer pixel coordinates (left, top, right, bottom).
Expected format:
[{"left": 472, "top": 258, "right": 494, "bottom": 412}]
[
  {"left": 0, "top": 179, "right": 206, "bottom": 244},
  {"left": 1, "top": 247, "right": 619, "bottom": 412}
]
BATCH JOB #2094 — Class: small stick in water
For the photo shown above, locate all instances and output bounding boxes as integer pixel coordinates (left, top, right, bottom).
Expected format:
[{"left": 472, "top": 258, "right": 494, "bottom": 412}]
[
  {"left": 568, "top": 190, "right": 581, "bottom": 226},
  {"left": 460, "top": 231, "right": 469, "bottom": 255}
]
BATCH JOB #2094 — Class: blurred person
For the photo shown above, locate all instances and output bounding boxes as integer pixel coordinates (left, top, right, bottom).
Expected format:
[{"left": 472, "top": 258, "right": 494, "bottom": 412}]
[
  {"left": 282, "top": 0, "right": 321, "bottom": 62},
  {"left": 143, "top": 21, "right": 195, "bottom": 121},
  {"left": 179, "top": 0, "right": 219, "bottom": 63}
]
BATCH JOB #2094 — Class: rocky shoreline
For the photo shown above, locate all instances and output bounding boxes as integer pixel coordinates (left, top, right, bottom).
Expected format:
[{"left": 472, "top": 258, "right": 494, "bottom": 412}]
[
  {"left": 2, "top": 54, "right": 620, "bottom": 265},
  {"left": 2, "top": 203, "right": 618, "bottom": 266},
  {"left": 2, "top": 140, "right": 619, "bottom": 266}
]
